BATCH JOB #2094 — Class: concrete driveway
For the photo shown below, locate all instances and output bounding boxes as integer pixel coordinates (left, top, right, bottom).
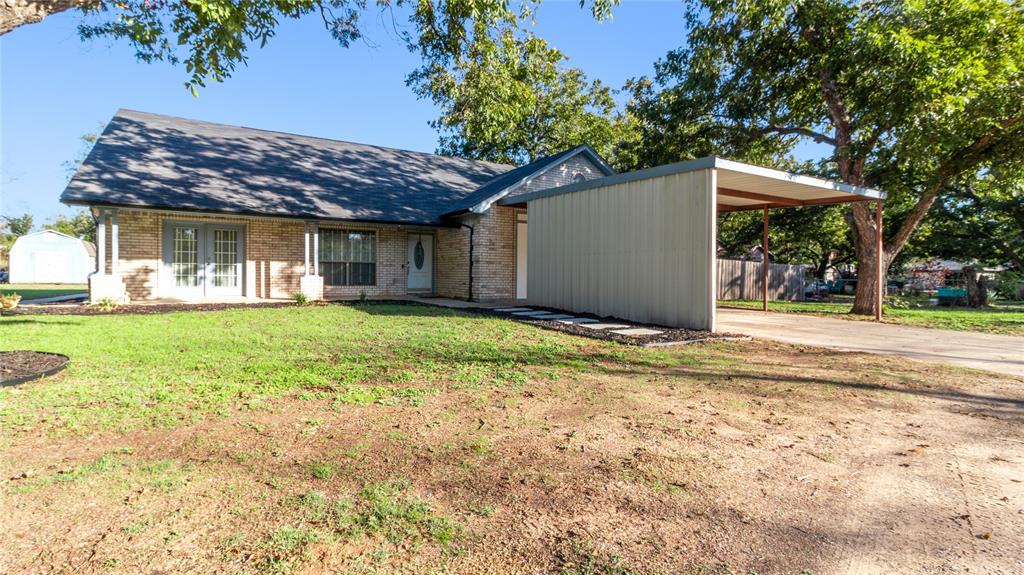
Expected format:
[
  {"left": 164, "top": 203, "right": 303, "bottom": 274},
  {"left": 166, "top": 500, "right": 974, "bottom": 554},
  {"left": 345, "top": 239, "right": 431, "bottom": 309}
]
[{"left": 716, "top": 308, "right": 1024, "bottom": 378}]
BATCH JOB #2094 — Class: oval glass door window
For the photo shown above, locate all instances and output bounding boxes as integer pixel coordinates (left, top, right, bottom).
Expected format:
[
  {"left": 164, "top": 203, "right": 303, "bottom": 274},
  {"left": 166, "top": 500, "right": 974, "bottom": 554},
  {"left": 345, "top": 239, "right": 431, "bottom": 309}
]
[{"left": 414, "top": 240, "right": 425, "bottom": 269}]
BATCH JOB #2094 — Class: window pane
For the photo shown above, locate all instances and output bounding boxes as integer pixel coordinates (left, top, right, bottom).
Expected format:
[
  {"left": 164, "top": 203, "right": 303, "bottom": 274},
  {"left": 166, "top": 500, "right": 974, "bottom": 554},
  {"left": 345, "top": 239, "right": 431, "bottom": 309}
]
[
  {"left": 212, "top": 229, "right": 238, "bottom": 288},
  {"left": 319, "top": 230, "right": 376, "bottom": 286},
  {"left": 173, "top": 227, "right": 199, "bottom": 287}
]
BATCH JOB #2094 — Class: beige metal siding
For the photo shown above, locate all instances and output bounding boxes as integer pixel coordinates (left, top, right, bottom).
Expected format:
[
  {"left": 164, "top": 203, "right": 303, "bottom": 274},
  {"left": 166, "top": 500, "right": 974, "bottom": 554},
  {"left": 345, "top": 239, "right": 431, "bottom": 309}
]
[
  {"left": 717, "top": 259, "right": 806, "bottom": 301},
  {"left": 526, "top": 169, "right": 716, "bottom": 330}
]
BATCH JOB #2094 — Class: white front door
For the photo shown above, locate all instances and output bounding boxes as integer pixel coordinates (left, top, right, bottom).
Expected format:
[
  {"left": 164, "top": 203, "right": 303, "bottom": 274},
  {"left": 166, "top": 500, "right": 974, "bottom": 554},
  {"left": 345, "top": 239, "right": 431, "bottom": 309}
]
[
  {"left": 407, "top": 233, "right": 433, "bottom": 292},
  {"left": 515, "top": 215, "right": 527, "bottom": 299}
]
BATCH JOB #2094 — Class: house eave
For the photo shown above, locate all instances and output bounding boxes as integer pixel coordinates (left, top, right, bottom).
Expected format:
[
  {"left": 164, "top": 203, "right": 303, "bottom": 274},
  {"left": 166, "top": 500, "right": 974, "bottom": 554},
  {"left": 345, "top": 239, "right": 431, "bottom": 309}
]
[{"left": 64, "top": 200, "right": 462, "bottom": 229}]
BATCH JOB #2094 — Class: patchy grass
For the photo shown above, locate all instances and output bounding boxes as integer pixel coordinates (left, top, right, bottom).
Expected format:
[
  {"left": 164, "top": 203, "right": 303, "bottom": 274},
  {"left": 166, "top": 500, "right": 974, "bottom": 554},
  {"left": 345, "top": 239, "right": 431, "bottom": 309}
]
[
  {"left": 0, "top": 303, "right": 679, "bottom": 433},
  {"left": 2, "top": 303, "right": 1022, "bottom": 574},
  {"left": 0, "top": 283, "right": 87, "bottom": 301},
  {"left": 720, "top": 298, "right": 1024, "bottom": 335}
]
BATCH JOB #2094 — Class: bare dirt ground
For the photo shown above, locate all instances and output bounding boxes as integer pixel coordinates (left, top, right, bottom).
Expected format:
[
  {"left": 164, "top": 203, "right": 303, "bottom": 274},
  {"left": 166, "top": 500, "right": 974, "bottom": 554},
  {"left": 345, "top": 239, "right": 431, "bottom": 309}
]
[{"left": 2, "top": 342, "right": 1022, "bottom": 575}]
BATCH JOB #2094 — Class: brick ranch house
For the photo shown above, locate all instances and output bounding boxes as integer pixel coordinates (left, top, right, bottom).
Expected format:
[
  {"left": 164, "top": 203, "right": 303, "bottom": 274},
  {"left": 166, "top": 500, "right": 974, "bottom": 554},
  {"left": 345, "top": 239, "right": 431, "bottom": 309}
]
[{"left": 61, "top": 109, "right": 615, "bottom": 304}]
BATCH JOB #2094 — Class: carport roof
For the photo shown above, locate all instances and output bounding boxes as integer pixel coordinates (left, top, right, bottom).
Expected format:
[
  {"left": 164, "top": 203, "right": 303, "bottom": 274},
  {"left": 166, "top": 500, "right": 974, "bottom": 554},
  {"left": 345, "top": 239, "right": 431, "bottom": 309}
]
[{"left": 500, "top": 156, "right": 885, "bottom": 210}]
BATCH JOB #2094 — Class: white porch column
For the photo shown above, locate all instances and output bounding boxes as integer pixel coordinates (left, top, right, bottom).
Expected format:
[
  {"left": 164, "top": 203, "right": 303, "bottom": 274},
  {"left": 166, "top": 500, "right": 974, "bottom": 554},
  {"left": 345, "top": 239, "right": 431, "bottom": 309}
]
[
  {"left": 110, "top": 209, "right": 120, "bottom": 276},
  {"left": 304, "top": 221, "right": 310, "bottom": 275},
  {"left": 97, "top": 210, "right": 107, "bottom": 275},
  {"left": 89, "top": 208, "right": 129, "bottom": 303},
  {"left": 312, "top": 222, "right": 319, "bottom": 276}
]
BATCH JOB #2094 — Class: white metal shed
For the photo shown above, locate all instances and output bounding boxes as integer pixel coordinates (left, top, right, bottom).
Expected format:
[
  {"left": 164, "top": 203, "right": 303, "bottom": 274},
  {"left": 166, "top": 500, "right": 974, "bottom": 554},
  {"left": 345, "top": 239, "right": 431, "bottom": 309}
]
[
  {"left": 501, "top": 157, "right": 885, "bottom": 331},
  {"left": 8, "top": 229, "right": 96, "bottom": 284}
]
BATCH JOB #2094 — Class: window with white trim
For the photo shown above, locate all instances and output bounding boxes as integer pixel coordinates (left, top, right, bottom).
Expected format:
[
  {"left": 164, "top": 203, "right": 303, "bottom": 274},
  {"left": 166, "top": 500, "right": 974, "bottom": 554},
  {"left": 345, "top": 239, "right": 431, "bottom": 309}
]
[{"left": 320, "top": 229, "right": 376, "bottom": 286}]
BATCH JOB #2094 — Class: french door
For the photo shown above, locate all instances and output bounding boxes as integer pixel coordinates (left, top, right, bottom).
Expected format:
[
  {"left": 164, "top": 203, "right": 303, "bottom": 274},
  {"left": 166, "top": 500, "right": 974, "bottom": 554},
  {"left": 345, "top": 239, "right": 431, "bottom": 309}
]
[{"left": 163, "top": 222, "right": 244, "bottom": 298}]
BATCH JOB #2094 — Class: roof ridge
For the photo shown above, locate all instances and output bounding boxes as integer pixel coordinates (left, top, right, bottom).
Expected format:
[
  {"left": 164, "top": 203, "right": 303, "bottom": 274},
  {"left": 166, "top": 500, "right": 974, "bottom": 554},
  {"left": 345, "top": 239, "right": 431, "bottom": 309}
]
[{"left": 113, "top": 108, "right": 515, "bottom": 171}]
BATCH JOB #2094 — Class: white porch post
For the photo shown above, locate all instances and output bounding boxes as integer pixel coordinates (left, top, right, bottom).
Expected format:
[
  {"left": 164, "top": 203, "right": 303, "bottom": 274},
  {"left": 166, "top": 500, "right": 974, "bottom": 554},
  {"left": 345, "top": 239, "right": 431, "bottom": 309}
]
[
  {"left": 312, "top": 222, "right": 319, "bottom": 276},
  {"left": 97, "top": 210, "right": 107, "bottom": 275},
  {"left": 304, "top": 222, "right": 310, "bottom": 276},
  {"left": 299, "top": 220, "right": 324, "bottom": 301},
  {"left": 110, "top": 209, "right": 119, "bottom": 276}
]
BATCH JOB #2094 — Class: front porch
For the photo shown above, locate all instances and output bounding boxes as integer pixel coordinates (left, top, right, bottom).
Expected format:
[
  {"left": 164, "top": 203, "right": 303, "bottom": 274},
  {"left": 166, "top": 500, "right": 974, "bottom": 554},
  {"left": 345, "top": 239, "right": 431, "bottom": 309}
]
[{"left": 86, "top": 207, "right": 525, "bottom": 305}]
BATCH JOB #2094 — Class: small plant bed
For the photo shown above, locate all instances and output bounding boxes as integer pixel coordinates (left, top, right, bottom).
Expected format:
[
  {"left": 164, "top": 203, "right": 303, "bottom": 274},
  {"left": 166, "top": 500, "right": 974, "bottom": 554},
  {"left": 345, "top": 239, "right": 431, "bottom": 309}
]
[
  {"left": 3, "top": 300, "right": 301, "bottom": 316},
  {"left": 0, "top": 351, "right": 69, "bottom": 386}
]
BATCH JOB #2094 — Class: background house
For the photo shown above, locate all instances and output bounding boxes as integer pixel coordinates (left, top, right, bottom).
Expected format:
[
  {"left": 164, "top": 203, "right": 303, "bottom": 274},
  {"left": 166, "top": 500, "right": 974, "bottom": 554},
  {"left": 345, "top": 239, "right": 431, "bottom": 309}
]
[{"left": 8, "top": 229, "right": 96, "bottom": 283}]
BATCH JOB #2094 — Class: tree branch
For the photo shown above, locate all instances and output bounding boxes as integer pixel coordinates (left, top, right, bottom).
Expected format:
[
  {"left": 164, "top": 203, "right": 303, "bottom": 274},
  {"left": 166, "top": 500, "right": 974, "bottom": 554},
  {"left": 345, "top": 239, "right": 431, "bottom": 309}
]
[
  {"left": 1, "top": 0, "right": 97, "bottom": 35},
  {"left": 886, "top": 115, "right": 1024, "bottom": 257},
  {"left": 757, "top": 125, "right": 837, "bottom": 146}
]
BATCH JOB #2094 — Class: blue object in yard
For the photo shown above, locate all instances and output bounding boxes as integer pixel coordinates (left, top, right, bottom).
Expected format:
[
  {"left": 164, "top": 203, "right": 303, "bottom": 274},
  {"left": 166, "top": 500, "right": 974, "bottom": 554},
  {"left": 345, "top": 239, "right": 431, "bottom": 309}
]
[{"left": 937, "top": 287, "right": 967, "bottom": 306}]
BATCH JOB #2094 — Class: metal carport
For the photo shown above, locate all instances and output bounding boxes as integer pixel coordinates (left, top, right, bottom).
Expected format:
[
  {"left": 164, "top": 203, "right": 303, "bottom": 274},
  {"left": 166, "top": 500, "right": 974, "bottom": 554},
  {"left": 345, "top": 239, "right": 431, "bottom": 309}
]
[{"left": 500, "top": 157, "right": 886, "bottom": 331}]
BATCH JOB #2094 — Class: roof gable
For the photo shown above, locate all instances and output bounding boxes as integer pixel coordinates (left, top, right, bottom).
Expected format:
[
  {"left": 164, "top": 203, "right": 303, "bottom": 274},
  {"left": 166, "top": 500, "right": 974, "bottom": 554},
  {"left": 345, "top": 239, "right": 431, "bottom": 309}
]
[{"left": 440, "top": 145, "right": 616, "bottom": 218}]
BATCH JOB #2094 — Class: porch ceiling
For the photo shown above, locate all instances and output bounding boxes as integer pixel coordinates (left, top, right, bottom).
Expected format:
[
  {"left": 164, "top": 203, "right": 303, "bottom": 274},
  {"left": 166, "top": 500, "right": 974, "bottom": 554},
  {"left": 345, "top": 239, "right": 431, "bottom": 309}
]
[{"left": 714, "top": 159, "right": 884, "bottom": 212}]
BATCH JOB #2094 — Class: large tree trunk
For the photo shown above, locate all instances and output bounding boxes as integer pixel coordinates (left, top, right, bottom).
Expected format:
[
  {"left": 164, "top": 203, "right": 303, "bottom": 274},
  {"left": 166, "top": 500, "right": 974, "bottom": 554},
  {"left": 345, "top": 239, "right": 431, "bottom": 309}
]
[
  {"left": 847, "top": 201, "right": 892, "bottom": 315},
  {"left": 1, "top": 1, "right": 94, "bottom": 35},
  {"left": 964, "top": 266, "right": 990, "bottom": 308}
]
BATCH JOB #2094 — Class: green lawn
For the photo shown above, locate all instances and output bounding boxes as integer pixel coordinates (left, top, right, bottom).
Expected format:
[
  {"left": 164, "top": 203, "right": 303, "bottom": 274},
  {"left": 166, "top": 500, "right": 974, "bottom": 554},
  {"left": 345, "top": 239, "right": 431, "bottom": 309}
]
[
  {"left": 1, "top": 283, "right": 88, "bottom": 301},
  {"left": 0, "top": 303, "right": 688, "bottom": 433},
  {"left": 720, "top": 297, "right": 1024, "bottom": 335}
]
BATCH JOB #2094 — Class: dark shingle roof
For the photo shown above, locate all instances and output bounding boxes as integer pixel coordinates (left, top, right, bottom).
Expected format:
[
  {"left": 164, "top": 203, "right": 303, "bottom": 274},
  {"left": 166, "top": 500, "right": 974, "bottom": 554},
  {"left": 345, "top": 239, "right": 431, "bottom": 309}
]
[{"left": 61, "top": 110, "right": 517, "bottom": 225}]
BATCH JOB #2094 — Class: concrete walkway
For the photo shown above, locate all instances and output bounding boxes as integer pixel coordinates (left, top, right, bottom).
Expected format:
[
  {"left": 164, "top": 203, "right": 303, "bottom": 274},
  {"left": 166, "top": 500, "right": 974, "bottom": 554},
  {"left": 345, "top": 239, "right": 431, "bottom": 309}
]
[{"left": 717, "top": 308, "right": 1024, "bottom": 378}]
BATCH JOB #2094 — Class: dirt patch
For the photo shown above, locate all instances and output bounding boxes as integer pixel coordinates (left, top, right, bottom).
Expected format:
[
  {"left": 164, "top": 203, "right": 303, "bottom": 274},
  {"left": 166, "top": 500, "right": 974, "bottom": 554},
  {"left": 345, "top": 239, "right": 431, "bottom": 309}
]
[{"left": 0, "top": 351, "right": 68, "bottom": 385}]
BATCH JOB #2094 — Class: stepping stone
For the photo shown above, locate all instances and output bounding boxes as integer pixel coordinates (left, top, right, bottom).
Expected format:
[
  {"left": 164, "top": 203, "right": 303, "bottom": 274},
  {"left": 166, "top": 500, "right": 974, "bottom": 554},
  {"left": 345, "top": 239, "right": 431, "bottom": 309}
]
[
  {"left": 533, "top": 314, "right": 575, "bottom": 320},
  {"left": 611, "top": 328, "right": 664, "bottom": 336},
  {"left": 512, "top": 310, "right": 557, "bottom": 317},
  {"left": 556, "top": 317, "right": 599, "bottom": 324},
  {"left": 494, "top": 307, "right": 533, "bottom": 312},
  {"left": 581, "top": 323, "right": 631, "bottom": 330}
]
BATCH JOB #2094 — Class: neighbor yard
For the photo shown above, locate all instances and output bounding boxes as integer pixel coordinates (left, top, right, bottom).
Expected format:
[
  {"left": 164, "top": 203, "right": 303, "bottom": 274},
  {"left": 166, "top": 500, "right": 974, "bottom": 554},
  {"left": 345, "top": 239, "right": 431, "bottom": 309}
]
[
  {"left": 1, "top": 303, "right": 1021, "bottom": 574},
  {"left": 720, "top": 297, "right": 1024, "bottom": 335},
  {"left": 1, "top": 283, "right": 87, "bottom": 301}
]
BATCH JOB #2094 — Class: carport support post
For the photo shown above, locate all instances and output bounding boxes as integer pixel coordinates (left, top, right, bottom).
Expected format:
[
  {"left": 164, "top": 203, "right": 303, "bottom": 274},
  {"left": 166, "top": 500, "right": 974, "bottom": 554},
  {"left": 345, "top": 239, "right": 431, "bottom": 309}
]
[
  {"left": 762, "top": 206, "right": 769, "bottom": 312},
  {"left": 875, "top": 200, "right": 884, "bottom": 321}
]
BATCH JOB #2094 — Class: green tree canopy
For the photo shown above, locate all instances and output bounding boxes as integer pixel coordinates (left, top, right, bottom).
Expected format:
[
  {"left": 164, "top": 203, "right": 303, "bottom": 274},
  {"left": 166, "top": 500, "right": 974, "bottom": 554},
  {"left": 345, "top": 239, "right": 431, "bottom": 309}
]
[
  {"left": 628, "top": 0, "right": 1024, "bottom": 314},
  {"left": 45, "top": 211, "right": 97, "bottom": 244},
  {"left": 407, "top": 2, "right": 629, "bottom": 164},
  {"left": 912, "top": 166, "right": 1024, "bottom": 272}
]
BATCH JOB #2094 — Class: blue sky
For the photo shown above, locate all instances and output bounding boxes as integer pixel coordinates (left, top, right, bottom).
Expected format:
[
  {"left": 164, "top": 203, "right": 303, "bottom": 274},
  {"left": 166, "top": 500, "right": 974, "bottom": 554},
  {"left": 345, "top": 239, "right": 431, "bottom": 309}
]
[{"left": 0, "top": 1, "right": 689, "bottom": 224}]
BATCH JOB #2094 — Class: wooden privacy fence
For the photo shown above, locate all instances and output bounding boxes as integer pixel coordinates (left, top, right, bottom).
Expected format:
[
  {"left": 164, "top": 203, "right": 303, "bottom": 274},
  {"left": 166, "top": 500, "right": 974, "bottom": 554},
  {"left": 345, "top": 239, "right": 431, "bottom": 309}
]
[{"left": 717, "top": 259, "right": 805, "bottom": 301}]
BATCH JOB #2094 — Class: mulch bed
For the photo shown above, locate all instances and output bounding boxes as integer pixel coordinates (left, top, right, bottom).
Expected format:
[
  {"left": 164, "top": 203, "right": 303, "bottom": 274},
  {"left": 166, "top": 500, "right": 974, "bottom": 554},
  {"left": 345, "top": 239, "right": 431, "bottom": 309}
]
[
  {"left": 4, "top": 301, "right": 300, "bottom": 316},
  {"left": 1, "top": 351, "right": 69, "bottom": 386}
]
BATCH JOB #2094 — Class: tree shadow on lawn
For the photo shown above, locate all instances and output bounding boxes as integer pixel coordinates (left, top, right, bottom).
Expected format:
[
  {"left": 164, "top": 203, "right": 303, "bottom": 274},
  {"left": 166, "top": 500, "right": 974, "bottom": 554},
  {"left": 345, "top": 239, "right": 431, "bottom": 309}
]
[
  {"left": 0, "top": 318, "right": 80, "bottom": 326},
  {"left": 602, "top": 360, "right": 1024, "bottom": 421}
]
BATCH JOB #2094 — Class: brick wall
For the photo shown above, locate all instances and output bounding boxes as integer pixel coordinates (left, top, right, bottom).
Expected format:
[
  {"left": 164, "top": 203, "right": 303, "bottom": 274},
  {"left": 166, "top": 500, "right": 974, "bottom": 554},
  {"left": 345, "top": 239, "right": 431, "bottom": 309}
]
[
  {"left": 102, "top": 209, "right": 441, "bottom": 301},
  {"left": 435, "top": 226, "right": 469, "bottom": 299}
]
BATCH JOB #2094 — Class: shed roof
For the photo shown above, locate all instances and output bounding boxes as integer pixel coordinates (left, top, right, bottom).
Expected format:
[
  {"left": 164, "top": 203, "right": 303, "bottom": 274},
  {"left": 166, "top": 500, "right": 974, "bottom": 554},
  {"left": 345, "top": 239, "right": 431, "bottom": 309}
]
[
  {"left": 500, "top": 156, "right": 885, "bottom": 209},
  {"left": 10, "top": 229, "right": 95, "bottom": 256}
]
